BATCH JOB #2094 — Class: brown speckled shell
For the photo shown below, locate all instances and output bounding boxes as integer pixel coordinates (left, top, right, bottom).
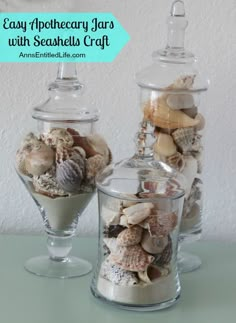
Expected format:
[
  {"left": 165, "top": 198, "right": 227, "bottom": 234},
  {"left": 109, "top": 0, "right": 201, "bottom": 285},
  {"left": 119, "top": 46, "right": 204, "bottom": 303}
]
[
  {"left": 110, "top": 244, "right": 154, "bottom": 272},
  {"left": 42, "top": 128, "right": 74, "bottom": 148},
  {"left": 117, "top": 226, "right": 143, "bottom": 247}
]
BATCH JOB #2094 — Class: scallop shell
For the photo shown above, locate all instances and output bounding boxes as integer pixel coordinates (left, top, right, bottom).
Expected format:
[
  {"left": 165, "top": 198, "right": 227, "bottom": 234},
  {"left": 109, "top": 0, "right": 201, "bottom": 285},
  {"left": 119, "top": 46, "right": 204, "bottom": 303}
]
[
  {"left": 42, "top": 128, "right": 74, "bottom": 148},
  {"left": 172, "top": 127, "right": 195, "bottom": 153},
  {"left": 182, "top": 155, "right": 198, "bottom": 198},
  {"left": 153, "top": 133, "right": 177, "bottom": 157},
  {"left": 33, "top": 167, "right": 68, "bottom": 198},
  {"left": 110, "top": 245, "right": 154, "bottom": 272},
  {"left": 144, "top": 99, "right": 200, "bottom": 129},
  {"left": 56, "top": 146, "right": 86, "bottom": 193},
  {"left": 141, "top": 231, "right": 169, "bottom": 254},
  {"left": 100, "top": 258, "right": 138, "bottom": 286},
  {"left": 166, "top": 152, "right": 185, "bottom": 172},
  {"left": 194, "top": 113, "right": 205, "bottom": 131},
  {"left": 167, "top": 93, "right": 194, "bottom": 110},
  {"left": 138, "top": 265, "right": 162, "bottom": 284},
  {"left": 123, "top": 203, "right": 154, "bottom": 225},
  {"left": 24, "top": 143, "right": 55, "bottom": 176},
  {"left": 117, "top": 226, "right": 143, "bottom": 247}
]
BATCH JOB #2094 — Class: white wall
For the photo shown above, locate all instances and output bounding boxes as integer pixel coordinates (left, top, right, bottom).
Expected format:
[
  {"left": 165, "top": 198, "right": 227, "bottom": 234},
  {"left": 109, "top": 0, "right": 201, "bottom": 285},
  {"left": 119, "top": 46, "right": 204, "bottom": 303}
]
[{"left": 0, "top": 0, "right": 235, "bottom": 241}]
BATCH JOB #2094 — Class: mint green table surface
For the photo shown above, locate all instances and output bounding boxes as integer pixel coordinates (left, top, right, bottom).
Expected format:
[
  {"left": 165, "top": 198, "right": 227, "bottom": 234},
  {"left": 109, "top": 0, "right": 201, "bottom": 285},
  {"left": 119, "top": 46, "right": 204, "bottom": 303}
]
[{"left": 0, "top": 235, "right": 235, "bottom": 323}]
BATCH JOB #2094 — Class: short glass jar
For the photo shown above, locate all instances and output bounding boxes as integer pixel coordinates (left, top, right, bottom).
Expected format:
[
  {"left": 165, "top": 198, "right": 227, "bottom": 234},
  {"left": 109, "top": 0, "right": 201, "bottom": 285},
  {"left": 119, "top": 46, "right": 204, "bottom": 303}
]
[{"left": 91, "top": 156, "right": 185, "bottom": 311}]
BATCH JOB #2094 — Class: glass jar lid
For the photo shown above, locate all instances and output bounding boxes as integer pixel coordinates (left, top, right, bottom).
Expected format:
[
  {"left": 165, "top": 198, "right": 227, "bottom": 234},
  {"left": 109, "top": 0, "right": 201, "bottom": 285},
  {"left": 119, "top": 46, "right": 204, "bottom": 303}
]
[
  {"left": 136, "top": 0, "right": 209, "bottom": 92},
  {"left": 96, "top": 157, "right": 186, "bottom": 201},
  {"left": 32, "top": 63, "right": 99, "bottom": 123}
]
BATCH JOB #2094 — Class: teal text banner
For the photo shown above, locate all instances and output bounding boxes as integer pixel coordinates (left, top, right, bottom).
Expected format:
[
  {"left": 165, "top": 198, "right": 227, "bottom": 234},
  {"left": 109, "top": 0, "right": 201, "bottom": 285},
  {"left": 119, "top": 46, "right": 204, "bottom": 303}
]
[{"left": 0, "top": 13, "right": 130, "bottom": 62}]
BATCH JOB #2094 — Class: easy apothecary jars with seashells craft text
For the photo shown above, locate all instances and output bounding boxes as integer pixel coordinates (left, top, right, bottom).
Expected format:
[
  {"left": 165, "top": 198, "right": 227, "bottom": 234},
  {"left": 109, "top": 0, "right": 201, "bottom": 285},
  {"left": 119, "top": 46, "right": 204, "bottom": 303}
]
[
  {"left": 91, "top": 158, "right": 185, "bottom": 311},
  {"left": 15, "top": 63, "right": 112, "bottom": 278},
  {"left": 136, "top": 0, "right": 209, "bottom": 273}
]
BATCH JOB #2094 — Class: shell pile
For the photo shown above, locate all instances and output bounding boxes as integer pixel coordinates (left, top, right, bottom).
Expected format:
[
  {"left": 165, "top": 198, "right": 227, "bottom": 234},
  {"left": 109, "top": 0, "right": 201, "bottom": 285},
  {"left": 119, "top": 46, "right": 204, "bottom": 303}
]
[
  {"left": 16, "top": 128, "right": 111, "bottom": 198},
  {"left": 143, "top": 75, "right": 204, "bottom": 233},
  {"left": 100, "top": 198, "right": 178, "bottom": 287}
]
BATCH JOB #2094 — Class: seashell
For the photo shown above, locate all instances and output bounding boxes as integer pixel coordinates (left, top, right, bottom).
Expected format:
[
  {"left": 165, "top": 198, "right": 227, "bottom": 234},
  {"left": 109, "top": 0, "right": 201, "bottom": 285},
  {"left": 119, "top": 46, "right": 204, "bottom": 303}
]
[
  {"left": 144, "top": 99, "right": 200, "bottom": 129},
  {"left": 154, "top": 236, "right": 172, "bottom": 266},
  {"left": 24, "top": 143, "right": 55, "bottom": 176},
  {"left": 191, "top": 134, "right": 202, "bottom": 152},
  {"left": 171, "top": 75, "right": 196, "bottom": 89},
  {"left": 33, "top": 167, "right": 68, "bottom": 198},
  {"left": 110, "top": 244, "right": 154, "bottom": 272},
  {"left": 182, "top": 155, "right": 198, "bottom": 198},
  {"left": 42, "top": 128, "right": 74, "bottom": 148},
  {"left": 194, "top": 113, "right": 205, "bottom": 131},
  {"left": 167, "top": 93, "right": 194, "bottom": 110},
  {"left": 121, "top": 197, "right": 137, "bottom": 208},
  {"left": 138, "top": 265, "right": 162, "bottom": 284},
  {"left": 56, "top": 146, "right": 86, "bottom": 193},
  {"left": 85, "top": 154, "right": 107, "bottom": 184},
  {"left": 100, "top": 258, "right": 138, "bottom": 286},
  {"left": 117, "top": 226, "right": 143, "bottom": 247},
  {"left": 103, "top": 225, "right": 126, "bottom": 238},
  {"left": 103, "top": 238, "right": 118, "bottom": 253},
  {"left": 119, "top": 215, "right": 129, "bottom": 227},
  {"left": 123, "top": 203, "right": 154, "bottom": 225},
  {"left": 153, "top": 133, "right": 177, "bottom": 157},
  {"left": 183, "top": 106, "right": 198, "bottom": 118},
  {"left": 166, "top": 152, "right": 185, "bottom": 172},
  {"left": 20, "top": 132, "right": 40, "bottom": 148},
  {"left": 172, "top": 127, "right": 195, "bottom": 153},
  {"left": 140, "top": 212, "right": 177, "bottom": 237},
  {"left": 101, "top": 206, "right": 120, "bottom": 226},
  {"left": 141, "top": 231, "right": 169, "bottom": 254},
  {"left": 153, "top": 152, "right": 166, "bottom": 163}
]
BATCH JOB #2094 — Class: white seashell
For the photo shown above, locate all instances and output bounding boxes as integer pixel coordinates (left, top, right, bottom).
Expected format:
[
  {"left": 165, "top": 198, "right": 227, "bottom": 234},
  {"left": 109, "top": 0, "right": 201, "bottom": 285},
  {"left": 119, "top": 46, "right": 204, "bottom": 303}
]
[
  {"left": 123, "top": 203, "right": 154, "bottom": 225},
  {"left": 192, "top": 134, "right": 203, "bottom": 152},
  {"left": 138, "top": 265, "right": 162, "bottom": 284},
  {"left": 120, "top": 215, "right": 129, "bottom": 227},
  {"left": 172, "top": 127, "right": 195, "bottom": 153},
  {"left": 194, "top": 113, "right": 205, "bottom": 131},
  {"left": 101, "top": 206, "right": 120, "bottom": 226},
  {"left": 100, "top": 258, "right": 138, "bottom": 286},
  {"left": 141, "top": 231, "right": 169, "bottom": 254},
  {"left": 103, "top": 238, "right": 118, "bottom": 253},
  {"left": 167, "top": 93, "right": 194, "bottom": 110},
  {"left": 182, "top": 156, "right": 198, "bottom": 198},
  {"left": 153, "top": 133, "right": 177, "bottom": 158}
]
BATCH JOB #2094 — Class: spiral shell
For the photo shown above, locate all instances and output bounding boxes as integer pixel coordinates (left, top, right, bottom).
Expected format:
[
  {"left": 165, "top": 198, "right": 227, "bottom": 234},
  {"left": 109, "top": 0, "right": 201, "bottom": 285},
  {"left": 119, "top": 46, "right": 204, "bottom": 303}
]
[{"left": 56, "top": 146, "right": 85, "bottom": 193}]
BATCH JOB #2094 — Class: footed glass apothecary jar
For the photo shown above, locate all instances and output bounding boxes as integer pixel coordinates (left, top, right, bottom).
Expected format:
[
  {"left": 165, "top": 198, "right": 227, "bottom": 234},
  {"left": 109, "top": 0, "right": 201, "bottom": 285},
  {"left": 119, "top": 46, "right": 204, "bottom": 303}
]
[
  {"left": 136, "top": 0, "right": 209, "bottom": 273},
  {"left": 91, "top": 154, "right": 185, "bottom": 311},
  {"left": 15, "top": 63, "right": 111, "bottom": 278}
]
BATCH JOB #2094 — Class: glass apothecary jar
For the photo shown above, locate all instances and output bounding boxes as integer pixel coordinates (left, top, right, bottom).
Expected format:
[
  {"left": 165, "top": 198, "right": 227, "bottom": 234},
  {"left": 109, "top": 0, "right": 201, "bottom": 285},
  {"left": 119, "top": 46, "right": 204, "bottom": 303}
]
[
  {"left": 136, "top": 0, "right": 209, "bottom": 272},
  {"left": 91, "top": 155, "right": 185, "bottom": 311},
  {"left": 15, "top": 63, "right": 111, "bottom": 278}
]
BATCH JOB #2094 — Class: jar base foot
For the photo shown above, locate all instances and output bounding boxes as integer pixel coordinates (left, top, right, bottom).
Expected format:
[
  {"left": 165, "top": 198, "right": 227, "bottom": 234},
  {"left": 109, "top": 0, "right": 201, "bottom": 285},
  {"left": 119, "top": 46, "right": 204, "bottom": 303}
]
[
  {"left": 178, "top": 251, "right": 202, "bottom": 273},
  {"left": 24, "top": 255, "right": 92, "bottom": 278}
]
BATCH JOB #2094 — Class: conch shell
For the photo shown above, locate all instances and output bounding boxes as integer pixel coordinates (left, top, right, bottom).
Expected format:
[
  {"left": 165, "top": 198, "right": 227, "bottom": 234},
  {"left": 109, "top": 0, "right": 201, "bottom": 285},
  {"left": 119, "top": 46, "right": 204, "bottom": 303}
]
[
  {"left": 56, "top": 146, "right": 86, "bottom": 193},
  {"left": 110, "top": 245, "right": 154, "bottom": 272},
  {"left": 42, "top": 128, "right": 74, "bottom": 148},
  {"left": 172, "top": 127, "right": 195, "bottom": 153},
  {"left": 117, "top": 226, "right": 143, "bottom": 247},
  {"left": 144, "top": 99, "right": 200, "bottom": 129},
  {"left": 153, "top": 133, "right": 177, "bottom": 157},
  {"left": 123, "top": 203, "right": 154, "bottom": 225},
  {"left": 138, "top": 265, "right": 163, "bottom": 284}
]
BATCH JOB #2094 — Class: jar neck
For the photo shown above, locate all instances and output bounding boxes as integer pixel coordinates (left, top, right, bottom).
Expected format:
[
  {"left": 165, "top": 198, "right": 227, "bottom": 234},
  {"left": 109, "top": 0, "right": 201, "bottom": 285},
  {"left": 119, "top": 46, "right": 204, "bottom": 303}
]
[{"left": 134, "top": 121, "right": 156, "bottom": 159}]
